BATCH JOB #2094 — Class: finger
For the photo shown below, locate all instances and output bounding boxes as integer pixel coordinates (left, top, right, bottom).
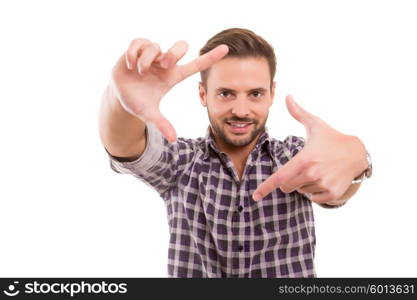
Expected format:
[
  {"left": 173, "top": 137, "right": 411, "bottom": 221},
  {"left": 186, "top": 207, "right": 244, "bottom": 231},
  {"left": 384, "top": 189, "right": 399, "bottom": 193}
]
[
  {"left": 309, "top": 181, "right": 346, "bottom": 204},
  {"left": 155, "top": 53, "right": 165, "bottom": 63},
  {"left": 252, "top": 155, "right": 306, "bottom": 201},
  {"left": 285, "top": 95, "right": 316, "bottom": 131},
  {"left": 308, "top": 191, "right": 334, "bottom": 204},
  {"left": 178, "top": 44, "right": 229, "bottom": 81},
  {"left": 297, "top": 183, "right": 326, "bottom": 194},
  {"left": 158, "top": 40, "right": 189, "bottom": 69},
  {"left": 252, "top": 174, "right": 278, "bottom": 201},
  {"left": 146, "top": 110, "right": 177, "bottom": 143},
  {"left": 253, "top": 147, "right": 311, "bottom": 201},
  {"left": 275, "top": 154, "right": 306, "bottom": 184},
  {"left": 136, "top": 42, "right": 162, "bottom": 74},
  {"left": 280, "top": 165, "right": 319, "bottom": 193},
  {"left": 252, "top": 171, "right": 285, "bottom": 201},
  {"left": 125, "top": 38, "right": 151, "bottom": 71}
]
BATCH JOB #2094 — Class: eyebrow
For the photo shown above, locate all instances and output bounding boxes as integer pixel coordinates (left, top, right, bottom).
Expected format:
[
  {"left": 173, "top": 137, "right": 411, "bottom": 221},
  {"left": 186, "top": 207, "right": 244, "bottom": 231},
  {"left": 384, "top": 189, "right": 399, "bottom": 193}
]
[{"left": 215, "top": 87, "right": 268, "bottom": 93}]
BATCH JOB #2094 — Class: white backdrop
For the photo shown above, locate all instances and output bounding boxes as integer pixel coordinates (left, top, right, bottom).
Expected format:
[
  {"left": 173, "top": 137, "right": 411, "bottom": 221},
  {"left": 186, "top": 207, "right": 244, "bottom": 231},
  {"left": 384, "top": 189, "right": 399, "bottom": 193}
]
[{"left": 1, "top": 0, "right": 416, "bottom": 277}]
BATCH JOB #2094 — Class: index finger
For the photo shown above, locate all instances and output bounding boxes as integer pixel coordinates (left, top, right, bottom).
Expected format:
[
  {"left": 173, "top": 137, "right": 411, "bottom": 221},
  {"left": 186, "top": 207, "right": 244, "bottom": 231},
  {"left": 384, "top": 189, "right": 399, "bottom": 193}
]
[
  {"left": 178, "top": 44, "right": 229, "bottom": 80},
  {"left": 252, "top": 155, "right": 305, "bottom": 201}
]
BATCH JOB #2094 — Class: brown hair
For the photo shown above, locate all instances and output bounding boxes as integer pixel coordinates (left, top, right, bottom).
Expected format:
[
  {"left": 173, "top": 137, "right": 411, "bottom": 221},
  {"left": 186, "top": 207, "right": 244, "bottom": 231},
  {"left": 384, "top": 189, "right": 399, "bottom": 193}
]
[{"left": 199, "top": 27, "right": 277, "bottom": 90}]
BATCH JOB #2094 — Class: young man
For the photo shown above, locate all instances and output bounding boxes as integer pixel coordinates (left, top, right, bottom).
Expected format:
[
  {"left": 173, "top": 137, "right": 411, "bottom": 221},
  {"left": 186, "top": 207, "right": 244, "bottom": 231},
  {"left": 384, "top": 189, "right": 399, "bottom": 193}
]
[{"left": 99, "top": 28, "right": 372, "bottom": 277}]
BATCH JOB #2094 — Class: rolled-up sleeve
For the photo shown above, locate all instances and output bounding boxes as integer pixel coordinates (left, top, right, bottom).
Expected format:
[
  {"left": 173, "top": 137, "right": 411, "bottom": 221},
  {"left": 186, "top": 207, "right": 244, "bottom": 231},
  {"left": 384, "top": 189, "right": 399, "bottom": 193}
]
[
  {"left": 107, "top": 123, "right": 163, "bottom": 175},
  {"left": 105, "top": 123, "right": 196, "bottom": 196}
]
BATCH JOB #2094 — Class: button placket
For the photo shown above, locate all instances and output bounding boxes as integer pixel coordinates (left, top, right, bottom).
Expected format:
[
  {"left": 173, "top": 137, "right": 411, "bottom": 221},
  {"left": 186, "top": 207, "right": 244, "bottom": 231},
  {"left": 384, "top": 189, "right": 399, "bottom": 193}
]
[{"left": 237, "top": 182, "right": 246, "bottom": 270}]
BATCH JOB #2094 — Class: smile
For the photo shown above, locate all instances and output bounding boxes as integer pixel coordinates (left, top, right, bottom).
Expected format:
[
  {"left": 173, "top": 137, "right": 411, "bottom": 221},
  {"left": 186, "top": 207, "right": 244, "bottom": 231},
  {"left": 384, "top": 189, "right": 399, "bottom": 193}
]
[{"left": 226, "top": 121, "right": 253, "bottom": 134}]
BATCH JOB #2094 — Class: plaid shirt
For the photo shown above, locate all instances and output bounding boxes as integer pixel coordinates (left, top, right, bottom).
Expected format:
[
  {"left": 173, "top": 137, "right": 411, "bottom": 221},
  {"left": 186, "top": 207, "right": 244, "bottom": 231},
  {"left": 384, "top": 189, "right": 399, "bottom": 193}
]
[{"left": 107, "top": 123, "right": 340, "bottom": 277}]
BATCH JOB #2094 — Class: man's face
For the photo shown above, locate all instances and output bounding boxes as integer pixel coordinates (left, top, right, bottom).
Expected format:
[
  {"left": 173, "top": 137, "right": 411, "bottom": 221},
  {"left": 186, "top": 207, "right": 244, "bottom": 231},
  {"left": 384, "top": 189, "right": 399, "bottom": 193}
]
[{"left": 199, "top": 57, "right": 275, "bottom": 148}]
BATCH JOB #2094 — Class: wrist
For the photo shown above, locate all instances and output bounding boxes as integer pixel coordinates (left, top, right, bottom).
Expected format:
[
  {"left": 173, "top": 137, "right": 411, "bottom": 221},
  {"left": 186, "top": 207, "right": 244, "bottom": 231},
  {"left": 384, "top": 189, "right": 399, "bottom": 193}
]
[{"left": 352, "top": 149, "right": 372, "bottom": 184}]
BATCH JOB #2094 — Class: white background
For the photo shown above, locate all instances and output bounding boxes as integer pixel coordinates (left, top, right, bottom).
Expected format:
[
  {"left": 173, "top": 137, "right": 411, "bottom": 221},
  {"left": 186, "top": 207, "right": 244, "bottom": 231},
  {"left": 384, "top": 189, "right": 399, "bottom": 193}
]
[{"left": 1, "top": 0, "right": 416, "bottom": 277}]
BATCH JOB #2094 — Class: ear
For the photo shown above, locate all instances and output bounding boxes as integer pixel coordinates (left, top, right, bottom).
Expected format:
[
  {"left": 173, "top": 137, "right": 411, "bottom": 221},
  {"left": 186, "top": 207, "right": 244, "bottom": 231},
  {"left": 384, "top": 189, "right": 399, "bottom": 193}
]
[
  {"left": 199, "top": 82, "right": 207, "bottom": 107},
  {"left": 270, "top": 81, "right": 276, "bottom": 104}
]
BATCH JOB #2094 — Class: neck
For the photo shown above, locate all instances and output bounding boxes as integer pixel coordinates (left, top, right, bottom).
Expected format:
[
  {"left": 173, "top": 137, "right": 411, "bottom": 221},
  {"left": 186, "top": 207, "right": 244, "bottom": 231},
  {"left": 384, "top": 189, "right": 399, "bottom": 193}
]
[{"left": 210, "top": 127, "right": 263, "bottom": 179}]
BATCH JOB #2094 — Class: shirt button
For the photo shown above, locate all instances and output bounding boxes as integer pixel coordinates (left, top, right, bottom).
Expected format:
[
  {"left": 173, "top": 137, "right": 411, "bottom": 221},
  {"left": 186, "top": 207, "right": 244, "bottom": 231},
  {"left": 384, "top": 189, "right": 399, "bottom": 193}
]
[
  {"left": 238, "top": 245, "right": 243, "bottom": 252},
  {"left": 238, "top": 205, "right": 243, "bottom": 212}
]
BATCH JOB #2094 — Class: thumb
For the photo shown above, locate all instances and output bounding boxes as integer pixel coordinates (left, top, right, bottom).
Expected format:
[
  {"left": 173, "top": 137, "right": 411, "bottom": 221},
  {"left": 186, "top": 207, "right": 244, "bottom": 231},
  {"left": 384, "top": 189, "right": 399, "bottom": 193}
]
[
  {"left": 146, "top": 110, "right": 177, "bottom": 143},
  {"left": 285, "top": 94, "right": 316, "bottom": 129}
]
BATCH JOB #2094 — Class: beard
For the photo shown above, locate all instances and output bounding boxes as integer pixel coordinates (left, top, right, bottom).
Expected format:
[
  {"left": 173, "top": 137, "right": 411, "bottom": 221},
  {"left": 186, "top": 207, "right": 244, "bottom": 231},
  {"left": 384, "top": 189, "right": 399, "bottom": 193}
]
[{"left": 208, "top": 110, "right": 267, "bottom": 148}]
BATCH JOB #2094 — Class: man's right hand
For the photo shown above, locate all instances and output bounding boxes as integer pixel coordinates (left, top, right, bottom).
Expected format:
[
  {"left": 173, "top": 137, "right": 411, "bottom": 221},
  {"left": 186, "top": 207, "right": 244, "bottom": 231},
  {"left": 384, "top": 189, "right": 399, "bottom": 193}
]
[{"left": 110, "top": 38, "right": 229, "bottom": 143}]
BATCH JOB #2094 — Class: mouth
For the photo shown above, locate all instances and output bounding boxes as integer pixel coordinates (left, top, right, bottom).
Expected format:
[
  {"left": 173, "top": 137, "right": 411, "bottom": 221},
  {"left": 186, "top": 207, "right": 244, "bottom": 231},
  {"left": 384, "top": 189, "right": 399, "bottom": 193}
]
[{"left": 225, "top": 121, "right": 253, "bottom": 134}]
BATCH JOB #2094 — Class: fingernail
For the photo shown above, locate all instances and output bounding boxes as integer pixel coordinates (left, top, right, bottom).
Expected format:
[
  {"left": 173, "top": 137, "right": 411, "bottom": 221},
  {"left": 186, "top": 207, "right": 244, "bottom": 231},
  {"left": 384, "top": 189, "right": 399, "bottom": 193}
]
[
  {"left": 138, "top": 65, "right": 142, "bottom": 75},
  {"left": 126, "top": 60, "right": 132, "bottom": 70},
  {"left": 252, "top": 192, "right": 262, "bottom": 201}
]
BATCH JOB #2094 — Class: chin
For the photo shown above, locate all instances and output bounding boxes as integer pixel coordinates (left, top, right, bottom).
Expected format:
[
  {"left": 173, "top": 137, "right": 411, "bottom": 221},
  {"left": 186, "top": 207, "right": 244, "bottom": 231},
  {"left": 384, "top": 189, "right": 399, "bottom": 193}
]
[{"left": 224, "top": 131, "right": 257, "bottom": 147}]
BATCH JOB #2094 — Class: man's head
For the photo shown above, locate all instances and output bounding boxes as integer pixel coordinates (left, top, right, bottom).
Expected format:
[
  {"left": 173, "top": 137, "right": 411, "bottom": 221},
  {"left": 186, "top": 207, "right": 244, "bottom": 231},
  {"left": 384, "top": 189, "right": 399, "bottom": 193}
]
[{"left": 198, "top": 28, "right": 277, "bottom": 149}]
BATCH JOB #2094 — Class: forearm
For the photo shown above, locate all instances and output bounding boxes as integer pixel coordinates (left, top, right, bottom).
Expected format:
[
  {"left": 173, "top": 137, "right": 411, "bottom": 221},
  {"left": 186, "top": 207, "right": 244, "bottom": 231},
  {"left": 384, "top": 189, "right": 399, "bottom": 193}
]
[{"left": 98, "top": 82, "right": 146, "bottom": 158}]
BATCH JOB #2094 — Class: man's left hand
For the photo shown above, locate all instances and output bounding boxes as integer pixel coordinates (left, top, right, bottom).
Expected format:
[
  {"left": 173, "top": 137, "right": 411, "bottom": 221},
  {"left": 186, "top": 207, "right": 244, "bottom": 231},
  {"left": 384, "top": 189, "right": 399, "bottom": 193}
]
[{"left": 252, "top": 95, "right": 368, "bottom": 205}]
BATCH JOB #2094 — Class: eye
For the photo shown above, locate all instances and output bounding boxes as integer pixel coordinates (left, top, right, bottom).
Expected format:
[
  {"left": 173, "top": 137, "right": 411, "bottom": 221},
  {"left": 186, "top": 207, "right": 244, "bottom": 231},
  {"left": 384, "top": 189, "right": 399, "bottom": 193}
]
[
  {"left": 219, "top": 91, "right": 233, "bottom": 98},
  {"left": 251, "top": 91, "right": 263, "bottom": 98}
]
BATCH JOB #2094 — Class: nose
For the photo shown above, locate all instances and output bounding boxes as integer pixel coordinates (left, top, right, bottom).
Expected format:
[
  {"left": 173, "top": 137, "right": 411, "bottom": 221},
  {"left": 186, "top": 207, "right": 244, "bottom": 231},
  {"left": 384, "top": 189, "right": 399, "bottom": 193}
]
[{"left": 231, "top": 98, "right": 250, "bottom": 118}]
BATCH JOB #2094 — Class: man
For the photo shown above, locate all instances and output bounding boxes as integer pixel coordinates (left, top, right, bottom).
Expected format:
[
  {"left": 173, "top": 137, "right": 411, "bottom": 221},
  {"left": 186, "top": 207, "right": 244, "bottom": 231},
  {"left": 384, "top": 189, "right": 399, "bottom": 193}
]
[{"left": 98, "top": 28, "right": 372, "bottom": 277}]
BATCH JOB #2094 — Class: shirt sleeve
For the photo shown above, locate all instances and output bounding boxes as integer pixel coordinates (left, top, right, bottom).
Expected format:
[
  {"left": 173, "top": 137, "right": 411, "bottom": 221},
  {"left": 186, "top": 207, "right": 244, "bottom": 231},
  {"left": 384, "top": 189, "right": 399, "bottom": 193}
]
[
  {"left": 283, "top": 135, "right": 345, "bottom": 209},
  {"left": 283, "top": 135, "right": 306, "bottom": 158},
  {"left": 105, "top": 123, "right": 196, "bottom": 197}
]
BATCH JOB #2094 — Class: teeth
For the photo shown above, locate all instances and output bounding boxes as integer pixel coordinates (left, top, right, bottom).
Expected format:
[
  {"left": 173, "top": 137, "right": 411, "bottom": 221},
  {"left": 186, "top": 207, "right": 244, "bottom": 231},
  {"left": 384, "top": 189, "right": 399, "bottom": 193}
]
[{"left": 229, "top": 123, "right": 249, "bottom": 128}]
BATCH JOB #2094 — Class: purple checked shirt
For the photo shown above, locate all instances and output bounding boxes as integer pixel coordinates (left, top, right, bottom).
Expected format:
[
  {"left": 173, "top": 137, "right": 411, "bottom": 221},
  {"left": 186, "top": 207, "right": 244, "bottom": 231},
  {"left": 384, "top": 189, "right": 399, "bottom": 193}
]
[{"left": 106, "top": 123, "right": 341, "bottom": 277}]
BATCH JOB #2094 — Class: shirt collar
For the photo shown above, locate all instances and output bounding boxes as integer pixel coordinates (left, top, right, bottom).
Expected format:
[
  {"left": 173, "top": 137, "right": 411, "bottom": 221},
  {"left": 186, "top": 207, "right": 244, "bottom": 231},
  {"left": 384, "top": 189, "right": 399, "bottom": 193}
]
[{"left": 201, "top": 126, "right": 274, "bottom": 160}]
